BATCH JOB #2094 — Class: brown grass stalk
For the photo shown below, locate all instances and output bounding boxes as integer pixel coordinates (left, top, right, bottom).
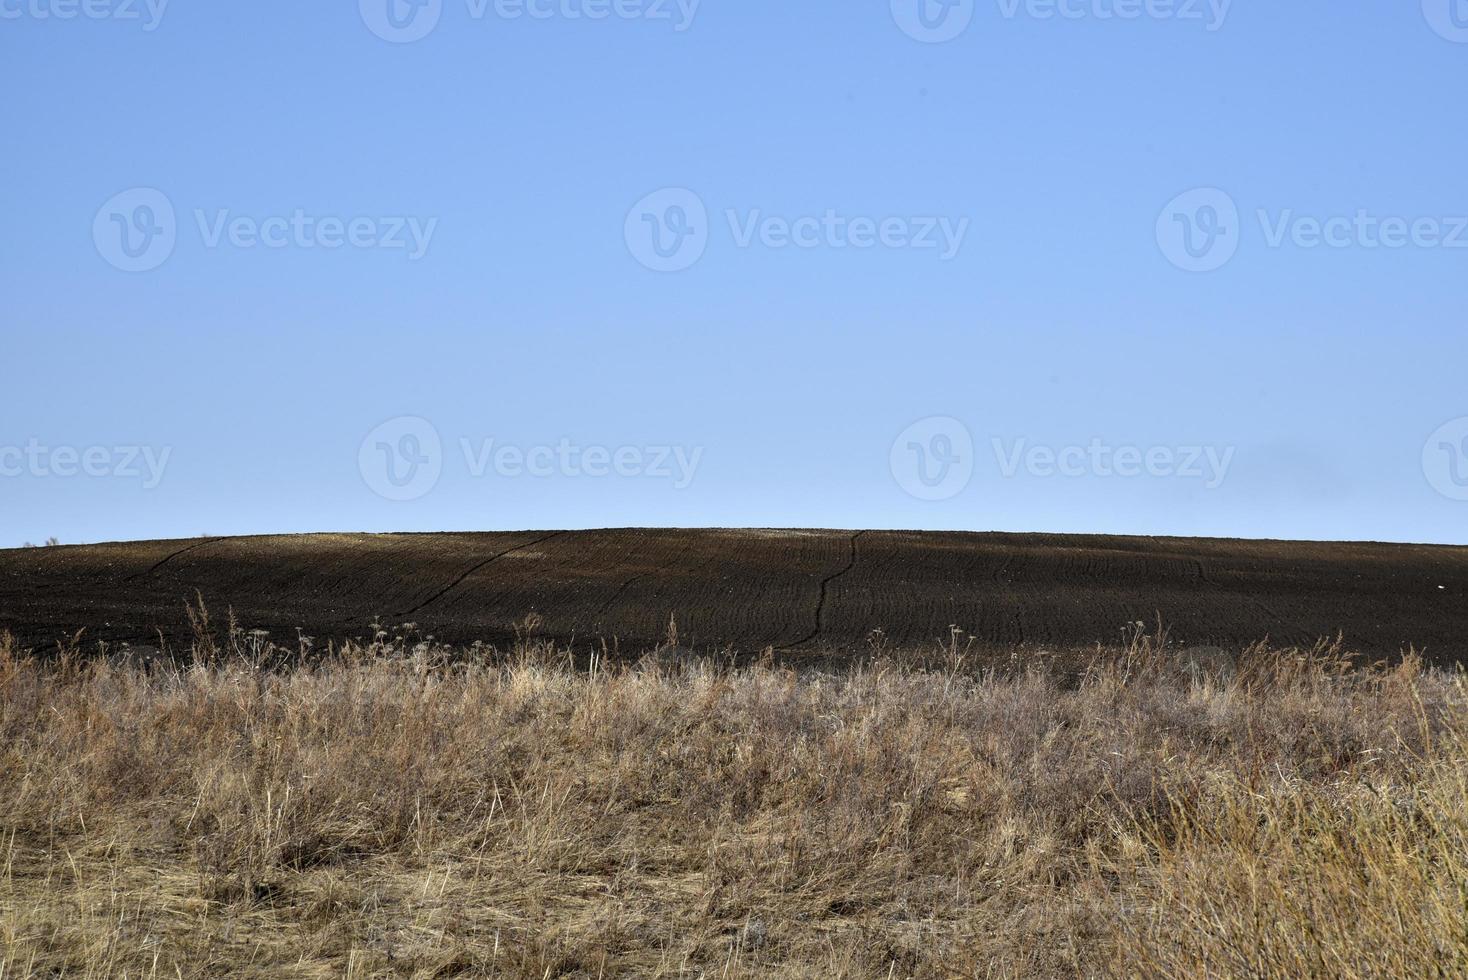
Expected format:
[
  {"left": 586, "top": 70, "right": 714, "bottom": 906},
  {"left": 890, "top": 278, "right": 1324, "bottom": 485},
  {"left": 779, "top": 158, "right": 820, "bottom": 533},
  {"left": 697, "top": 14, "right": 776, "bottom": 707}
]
[{"left": 0, "top": 627, "right": 1464, "bottom": 978}]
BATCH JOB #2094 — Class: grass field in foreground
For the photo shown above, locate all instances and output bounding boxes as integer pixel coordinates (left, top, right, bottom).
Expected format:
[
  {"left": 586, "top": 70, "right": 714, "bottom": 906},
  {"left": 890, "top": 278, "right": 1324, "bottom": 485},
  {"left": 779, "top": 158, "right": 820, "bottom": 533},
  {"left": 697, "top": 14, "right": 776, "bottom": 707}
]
[{"left": 1, "top": 623, "right": 1465, "bottom": 978}]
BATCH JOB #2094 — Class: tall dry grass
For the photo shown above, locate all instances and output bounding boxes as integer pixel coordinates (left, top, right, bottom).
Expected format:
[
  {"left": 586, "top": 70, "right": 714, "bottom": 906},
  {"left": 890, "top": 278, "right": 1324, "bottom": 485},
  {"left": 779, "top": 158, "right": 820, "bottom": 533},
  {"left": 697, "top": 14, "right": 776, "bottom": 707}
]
[{"left": 0, "top": 624, "right": 1464, "bottom": 978}]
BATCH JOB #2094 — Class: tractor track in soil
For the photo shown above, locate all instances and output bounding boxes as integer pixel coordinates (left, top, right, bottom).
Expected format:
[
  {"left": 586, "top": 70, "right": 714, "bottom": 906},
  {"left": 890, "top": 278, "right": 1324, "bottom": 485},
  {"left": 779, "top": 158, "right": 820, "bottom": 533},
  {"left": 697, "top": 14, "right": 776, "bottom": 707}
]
[
  {"left": 779, "top": 530, "right": 866, "bottom": 650},
  {"left": 396, "top": 532, "right": 567, "bottom": 619}
]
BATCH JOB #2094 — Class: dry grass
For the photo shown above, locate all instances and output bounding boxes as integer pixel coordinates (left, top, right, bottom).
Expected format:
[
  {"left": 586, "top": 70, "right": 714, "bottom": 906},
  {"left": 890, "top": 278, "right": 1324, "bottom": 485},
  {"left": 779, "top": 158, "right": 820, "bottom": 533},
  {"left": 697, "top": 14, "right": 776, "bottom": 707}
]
[{"left": 0, "top": 623, "right": 1465, "bottom": 978}]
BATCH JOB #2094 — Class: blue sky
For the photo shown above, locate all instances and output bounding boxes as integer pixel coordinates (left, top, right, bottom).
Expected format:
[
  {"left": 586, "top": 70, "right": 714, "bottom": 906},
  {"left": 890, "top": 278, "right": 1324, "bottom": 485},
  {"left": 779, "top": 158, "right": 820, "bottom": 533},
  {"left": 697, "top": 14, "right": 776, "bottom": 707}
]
[{"left": 3, "top": 1, "right": 1467, "bottom": 546}]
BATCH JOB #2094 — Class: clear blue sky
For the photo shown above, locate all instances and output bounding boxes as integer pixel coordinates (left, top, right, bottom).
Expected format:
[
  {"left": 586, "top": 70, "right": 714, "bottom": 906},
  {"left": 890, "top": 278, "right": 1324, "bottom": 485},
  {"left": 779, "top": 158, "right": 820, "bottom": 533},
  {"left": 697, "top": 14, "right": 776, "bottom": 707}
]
[{"left": 4, "top": 2, "right": 1467, "bottom": 546}]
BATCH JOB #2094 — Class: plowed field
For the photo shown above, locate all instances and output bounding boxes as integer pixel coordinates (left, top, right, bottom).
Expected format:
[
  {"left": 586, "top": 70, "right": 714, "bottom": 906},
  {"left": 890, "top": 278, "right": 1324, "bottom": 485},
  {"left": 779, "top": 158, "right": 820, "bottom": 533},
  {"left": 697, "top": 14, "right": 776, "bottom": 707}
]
[{"left": 2, "top": 529, "right": 1466, "bottom": 660}]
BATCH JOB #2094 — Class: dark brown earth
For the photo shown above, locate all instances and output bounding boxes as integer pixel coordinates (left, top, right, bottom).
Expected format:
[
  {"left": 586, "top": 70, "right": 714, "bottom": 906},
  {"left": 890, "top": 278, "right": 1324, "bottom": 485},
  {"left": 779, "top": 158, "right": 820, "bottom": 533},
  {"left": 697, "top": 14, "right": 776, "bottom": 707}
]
[{"left": 2, "top": 529, "right": 1467, "bottom": 661}]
